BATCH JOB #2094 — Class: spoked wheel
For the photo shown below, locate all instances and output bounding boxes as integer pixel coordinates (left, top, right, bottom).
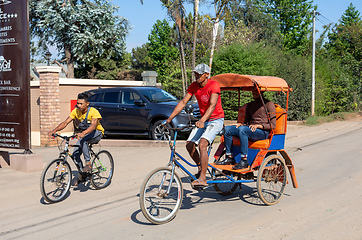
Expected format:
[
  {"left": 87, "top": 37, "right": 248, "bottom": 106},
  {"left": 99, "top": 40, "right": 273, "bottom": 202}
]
[
  {"left": 257, "top": 154, "right": 287, "bottom": 205},
  {"left": 90, "top": 150, "right": 114, "bottom": 189},
  {"left": 139, "top": 167, "right": 183, "bottom": 224},
  {"left": 212, "top": 150, "right": 240, "bottom": 196},
  {"left": 40, "top": 158, "right": 72, "bottom": 203},
  {"left": 213, "top": 173, "right": 240, "bottom": 196}
]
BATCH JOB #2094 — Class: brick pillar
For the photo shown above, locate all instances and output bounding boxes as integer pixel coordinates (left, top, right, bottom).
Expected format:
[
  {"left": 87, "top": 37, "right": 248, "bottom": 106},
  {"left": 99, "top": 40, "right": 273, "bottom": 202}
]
[{"left": 36, "top": 66, "right": 62, "bottom": 146}]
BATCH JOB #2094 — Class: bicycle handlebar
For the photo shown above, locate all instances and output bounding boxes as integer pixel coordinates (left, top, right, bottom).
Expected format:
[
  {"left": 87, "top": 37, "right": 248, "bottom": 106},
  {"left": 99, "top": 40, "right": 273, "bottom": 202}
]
[
  {"left": 162, "top": 123, "right": 195, "bottom": 131},
  {"left": 52, "top": 133, "right": 76, "bottom": 141}
]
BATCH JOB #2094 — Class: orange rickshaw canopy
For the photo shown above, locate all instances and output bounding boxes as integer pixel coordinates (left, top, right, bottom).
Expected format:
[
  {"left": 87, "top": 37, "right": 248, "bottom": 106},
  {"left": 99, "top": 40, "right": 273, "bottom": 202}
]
[{"left": 210, "top": 73, "right": 292, "bottom": 92}]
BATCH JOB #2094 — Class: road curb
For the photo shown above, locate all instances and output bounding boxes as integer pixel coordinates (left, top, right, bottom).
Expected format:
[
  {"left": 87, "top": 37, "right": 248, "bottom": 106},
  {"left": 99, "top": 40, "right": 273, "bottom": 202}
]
[{"left": 98, "top": 139, "right": 186, "bottom": 147}]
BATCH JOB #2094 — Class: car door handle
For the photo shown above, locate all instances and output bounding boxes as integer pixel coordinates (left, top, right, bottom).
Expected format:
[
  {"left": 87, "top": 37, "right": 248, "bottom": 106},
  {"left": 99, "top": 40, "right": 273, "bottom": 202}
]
[{"left": 121, "top": 107, "right": 127, "bottom": 111}]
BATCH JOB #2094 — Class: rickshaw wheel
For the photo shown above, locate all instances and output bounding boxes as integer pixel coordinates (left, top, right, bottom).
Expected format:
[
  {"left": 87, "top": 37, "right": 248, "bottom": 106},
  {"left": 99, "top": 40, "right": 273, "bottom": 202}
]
[
  {"left": 212, "top": 150, "right": 240, "bottom": 196},
  {"left": 213, "top": 171, "right": 241, "bottom": 196},
  {"left": 257, "top": 154, "right": 287, "bottom": 205}
]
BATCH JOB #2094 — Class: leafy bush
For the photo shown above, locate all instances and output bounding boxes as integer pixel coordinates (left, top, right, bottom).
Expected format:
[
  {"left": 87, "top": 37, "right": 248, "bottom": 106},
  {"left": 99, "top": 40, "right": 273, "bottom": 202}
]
[{"left": 211, "top": 42, "right": 312, "bottom": 120}]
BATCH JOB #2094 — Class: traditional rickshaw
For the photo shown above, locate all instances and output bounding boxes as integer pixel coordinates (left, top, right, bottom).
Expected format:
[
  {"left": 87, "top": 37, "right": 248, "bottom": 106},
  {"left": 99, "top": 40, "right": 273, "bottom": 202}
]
[
  {"left": 139, "top": 73, "right": 298, "bottom": 224},
  {"left": 210, "top": 73, "right": 298, "bottom": 202}
]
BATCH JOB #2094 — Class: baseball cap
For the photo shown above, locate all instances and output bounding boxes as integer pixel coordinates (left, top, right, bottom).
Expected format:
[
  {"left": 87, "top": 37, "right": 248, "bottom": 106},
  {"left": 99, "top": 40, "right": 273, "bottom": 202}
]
[{"left": 192, "top": 63, "right": 210, "bottom": 74}]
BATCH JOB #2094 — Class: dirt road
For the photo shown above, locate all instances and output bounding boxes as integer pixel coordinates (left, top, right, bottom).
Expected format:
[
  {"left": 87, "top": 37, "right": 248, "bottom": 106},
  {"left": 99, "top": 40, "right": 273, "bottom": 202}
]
[{"left": 1, "top": 116, "right": 362, "bottom": 240}]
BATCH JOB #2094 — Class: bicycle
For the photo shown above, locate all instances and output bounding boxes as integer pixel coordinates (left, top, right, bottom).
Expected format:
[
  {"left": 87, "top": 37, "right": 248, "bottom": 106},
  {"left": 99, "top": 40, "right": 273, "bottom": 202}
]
[{"left": 40, "top": 134, "right": 114, "bottom": 203}]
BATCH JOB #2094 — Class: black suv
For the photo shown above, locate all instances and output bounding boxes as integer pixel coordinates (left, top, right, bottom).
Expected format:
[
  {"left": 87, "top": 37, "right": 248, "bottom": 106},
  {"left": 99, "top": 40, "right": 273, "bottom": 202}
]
[{"left": 84, "top": 87, "right": 200, "bottom": 140}]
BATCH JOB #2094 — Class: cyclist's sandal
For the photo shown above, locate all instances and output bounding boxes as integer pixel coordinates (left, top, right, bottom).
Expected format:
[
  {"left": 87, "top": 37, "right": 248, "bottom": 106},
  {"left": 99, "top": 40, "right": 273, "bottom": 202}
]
[
  {"left": 83, "top": 162, "right": 92, "bottom": 172},
  {"left": 191, "top": 179, "right": 208, "bottom": 187}
]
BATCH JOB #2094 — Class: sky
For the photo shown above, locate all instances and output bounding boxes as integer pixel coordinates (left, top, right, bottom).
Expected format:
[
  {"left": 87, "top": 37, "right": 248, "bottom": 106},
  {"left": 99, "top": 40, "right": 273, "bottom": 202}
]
[{"left": 115, "top": 0, "right": 362, "bottom": 52}]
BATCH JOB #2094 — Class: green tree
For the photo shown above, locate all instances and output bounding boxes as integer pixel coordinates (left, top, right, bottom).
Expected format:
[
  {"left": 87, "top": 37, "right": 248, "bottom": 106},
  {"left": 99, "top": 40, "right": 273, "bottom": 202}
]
[
  {"left": 226, "top": 0, "right": 281, "bottom": 46},
  {"left": 326, "top": 3, "right": 361, "bottom": 57},
  {"left": 314, "top": 57, "right": 355, "bottom": 115},
  {"left": 206, "top": 0, "right": 233, "bottom": 73},
  {"left": 211, "top": 42, "right": 312, "bottom": 120},
  {"left": 325, "top": 3, "right": 362, "bottom": 109},
  {"left": 255, "top": 0, "right": 315, "bottom": 54},
  {"left": 131, "top": 43, "right": 155, "bottom": 70},
  {"left": 148, "top": 19, "right": 179, "bottom": 83},
  {"left": 30, "top": 0, "right": 130, "bottom": 78},
  {"left": 141, "top": 0, "right": 189, "bottom": 94},
  {"left": 340, "top": 3, "right": 361, "bottom": 25}
]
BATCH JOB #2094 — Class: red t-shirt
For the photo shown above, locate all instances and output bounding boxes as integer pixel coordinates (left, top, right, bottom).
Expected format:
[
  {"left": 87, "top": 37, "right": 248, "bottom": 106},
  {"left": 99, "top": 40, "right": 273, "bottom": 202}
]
[{"left": 187, "top": 79, "right": 224, "bottom": 120}]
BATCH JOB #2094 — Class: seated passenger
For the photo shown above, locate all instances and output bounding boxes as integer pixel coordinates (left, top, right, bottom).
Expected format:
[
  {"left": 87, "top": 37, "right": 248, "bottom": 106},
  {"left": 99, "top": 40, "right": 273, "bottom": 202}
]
[{"left": 216, "top": 87, "right": 276, "bottom": 169}]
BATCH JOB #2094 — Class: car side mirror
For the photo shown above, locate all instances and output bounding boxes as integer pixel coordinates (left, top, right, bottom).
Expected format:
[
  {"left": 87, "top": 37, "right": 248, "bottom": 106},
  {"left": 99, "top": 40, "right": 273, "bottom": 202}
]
[{"left": 134, "top": 99, "right": 145, "bottom": 106}]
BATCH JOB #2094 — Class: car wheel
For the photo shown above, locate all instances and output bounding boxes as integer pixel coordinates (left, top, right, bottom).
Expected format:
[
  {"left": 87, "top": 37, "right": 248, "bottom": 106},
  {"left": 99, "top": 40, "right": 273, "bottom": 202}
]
[{"left": 151, "top": 120, "right": 174, "bottom": 140}]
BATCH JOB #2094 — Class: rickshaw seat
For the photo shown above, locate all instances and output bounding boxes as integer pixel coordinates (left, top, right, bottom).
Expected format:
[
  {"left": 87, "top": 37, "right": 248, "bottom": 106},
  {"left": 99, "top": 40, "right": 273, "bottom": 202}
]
[
  {"left": 220, "top": 135, "right": 270, "bottom": 149},
  {"left": 220, "top": 103, "right": 286, "bottom": 149}
]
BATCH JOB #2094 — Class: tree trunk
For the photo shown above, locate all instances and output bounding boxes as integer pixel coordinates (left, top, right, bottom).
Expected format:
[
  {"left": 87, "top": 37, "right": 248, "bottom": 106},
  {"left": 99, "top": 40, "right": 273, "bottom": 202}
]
[
  {"left": 192, "top": 0, "right": 199, "bottom": 82},
  {"left": 180, "top": 39, "right": 188, "bottom": 92},
  {"left": 209, "top": 19, "right": 219, "bottom": 76},
  {"left": 64, "top": 44, "right": 74, "bottom": 78},
  {"left": 176, "top": 26, "right": 187, "bottom": 95}
]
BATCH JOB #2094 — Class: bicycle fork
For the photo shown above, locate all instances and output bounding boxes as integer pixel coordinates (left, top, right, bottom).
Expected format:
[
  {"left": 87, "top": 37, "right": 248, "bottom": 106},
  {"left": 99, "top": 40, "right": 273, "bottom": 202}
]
[
  {"left": 53, "top": 159, "right": 67, "bottom": 182},
  {"left": 158, "top": 156, "right": 177, "bottom": 198}
]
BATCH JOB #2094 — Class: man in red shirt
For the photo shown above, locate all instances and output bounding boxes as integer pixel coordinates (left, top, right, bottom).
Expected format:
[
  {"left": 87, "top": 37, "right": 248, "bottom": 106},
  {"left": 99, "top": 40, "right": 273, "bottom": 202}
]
[{"left": 165, "top": 63, "right": 224, "bottom": 187}]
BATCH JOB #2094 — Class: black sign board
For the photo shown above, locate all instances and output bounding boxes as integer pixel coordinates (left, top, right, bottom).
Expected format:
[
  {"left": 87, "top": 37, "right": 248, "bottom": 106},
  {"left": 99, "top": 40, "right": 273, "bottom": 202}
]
[{"left": 0, "top": 0, "right": 30, "bottom": 149}]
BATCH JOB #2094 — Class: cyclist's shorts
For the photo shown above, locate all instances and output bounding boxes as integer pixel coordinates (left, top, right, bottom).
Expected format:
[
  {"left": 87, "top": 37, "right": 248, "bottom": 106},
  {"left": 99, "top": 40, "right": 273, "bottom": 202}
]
[{"left": 187, "top": 118, "right": 224, "bottom": 145}]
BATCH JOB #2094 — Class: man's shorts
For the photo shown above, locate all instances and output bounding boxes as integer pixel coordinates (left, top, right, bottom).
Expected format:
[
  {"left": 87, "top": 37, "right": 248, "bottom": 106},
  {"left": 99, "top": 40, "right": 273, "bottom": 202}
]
[{"left": 187, "top": 118, "right": 224, "bottom": 145}]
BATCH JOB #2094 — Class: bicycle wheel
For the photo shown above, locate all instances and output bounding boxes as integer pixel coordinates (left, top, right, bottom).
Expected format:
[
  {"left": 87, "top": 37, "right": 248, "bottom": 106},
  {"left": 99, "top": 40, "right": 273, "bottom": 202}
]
[
  {"left": 212, "top": 150, "right": 239, "bottom": 196},
  {"left": 140, "top": 167, "right": 183, "bottom": 224},
  {"left": 40, "top": 158, "right": 72, "bottom": 203},
  {"left": 213, "top": 173, "right": 240, "bottom": 196},
  {"left": 257, "top": 154, "right": 287, "bottom": 205},
  {"left": 90, "top": 150, "right": 114, "bottom": 189}
]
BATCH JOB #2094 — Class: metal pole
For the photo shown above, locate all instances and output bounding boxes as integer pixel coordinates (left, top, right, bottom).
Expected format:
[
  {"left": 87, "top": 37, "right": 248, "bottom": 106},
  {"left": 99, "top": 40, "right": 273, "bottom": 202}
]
[{"left": 311, "top": 10, "right": 316, "bottom": 116}]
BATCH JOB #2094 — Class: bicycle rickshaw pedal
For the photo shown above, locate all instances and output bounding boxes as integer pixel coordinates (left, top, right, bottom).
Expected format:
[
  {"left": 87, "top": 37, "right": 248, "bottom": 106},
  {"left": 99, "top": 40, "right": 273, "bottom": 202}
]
[
  {"left": 242, "top": 172, "right": 255, "bottom": 180},
  {"left": 192, "top": 185, "right": 206, "bottom": 191}
]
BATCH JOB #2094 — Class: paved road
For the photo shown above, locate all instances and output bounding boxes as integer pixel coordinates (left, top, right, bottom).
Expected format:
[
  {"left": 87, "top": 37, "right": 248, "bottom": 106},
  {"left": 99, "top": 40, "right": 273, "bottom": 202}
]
[{"left": 1, "top": 119, "right": 362, "bottom": 239}]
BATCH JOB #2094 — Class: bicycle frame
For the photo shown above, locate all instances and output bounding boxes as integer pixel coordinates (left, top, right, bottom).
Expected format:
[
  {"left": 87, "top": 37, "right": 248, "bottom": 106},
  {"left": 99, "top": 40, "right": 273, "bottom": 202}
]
[
  {"left": 55, "top": 134, "right": 99, "bottom": 174},
  {"left": 164, "top": 127, "right": 256, "bottom": 192}
]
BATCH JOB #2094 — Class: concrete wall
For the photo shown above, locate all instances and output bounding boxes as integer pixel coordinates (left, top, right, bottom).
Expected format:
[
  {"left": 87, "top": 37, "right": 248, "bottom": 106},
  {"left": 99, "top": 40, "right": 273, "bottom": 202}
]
[{"left": 30, "top": 71, "right": 158, "bottom": 147}]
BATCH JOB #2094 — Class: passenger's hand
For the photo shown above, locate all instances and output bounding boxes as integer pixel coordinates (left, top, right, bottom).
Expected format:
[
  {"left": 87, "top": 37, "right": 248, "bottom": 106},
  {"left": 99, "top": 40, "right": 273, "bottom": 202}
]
[
  {"left": 249, "top": 124, "right": 258, "bottom": 132},
  {"left": 195, "top": 120, "right": 205, "bottom": 129}
]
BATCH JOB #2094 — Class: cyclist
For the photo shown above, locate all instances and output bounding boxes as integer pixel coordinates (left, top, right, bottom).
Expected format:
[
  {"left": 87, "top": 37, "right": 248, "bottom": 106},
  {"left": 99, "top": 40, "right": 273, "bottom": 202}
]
[
  {"left": 48, "top": 93, "right": 104, "bottom": 185},
  {"left": 165, "top": 63, "right": 224, "bottom": 187}
]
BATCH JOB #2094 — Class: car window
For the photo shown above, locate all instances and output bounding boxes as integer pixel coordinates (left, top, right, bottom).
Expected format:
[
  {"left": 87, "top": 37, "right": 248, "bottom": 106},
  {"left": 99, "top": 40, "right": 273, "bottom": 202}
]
[
  {"left": 88, "top": 93, "right": 100, "bottom": 102},
  {"left": 140, "top": 89, "right": 177, "bottom": 103},
  {"left": 102, "top": 92, "right": 120, "bottom": 103},
  {"left": 122, "top": 91, "right": 141, "bottom": 104}
]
